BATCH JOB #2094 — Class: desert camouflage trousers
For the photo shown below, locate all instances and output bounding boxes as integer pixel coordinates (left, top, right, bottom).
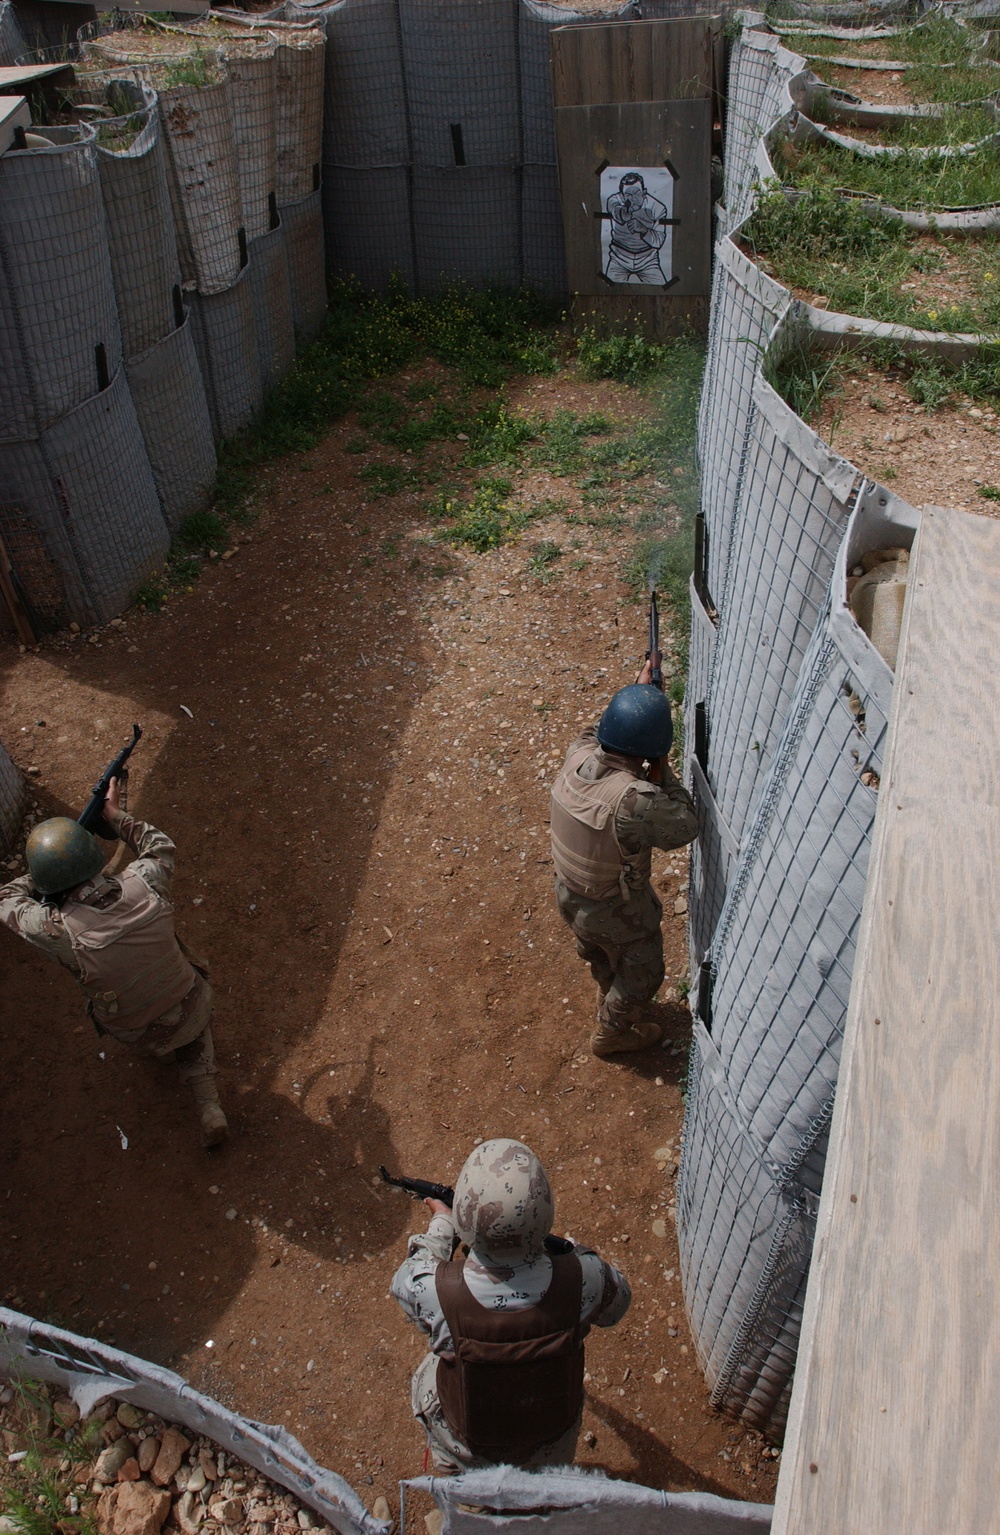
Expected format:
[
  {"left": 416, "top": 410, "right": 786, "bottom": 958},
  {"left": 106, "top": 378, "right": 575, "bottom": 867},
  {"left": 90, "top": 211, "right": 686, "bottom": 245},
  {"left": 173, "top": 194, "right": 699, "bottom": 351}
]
[
  {"left": 554, "top": 877, "right": 665, "bottom": 1029},
  {"left": 100, "top": 971, "right": 217, "bottom": 1084},
  {"left": 411, "top": 1352, "right": 581, "bottom": 1472}
]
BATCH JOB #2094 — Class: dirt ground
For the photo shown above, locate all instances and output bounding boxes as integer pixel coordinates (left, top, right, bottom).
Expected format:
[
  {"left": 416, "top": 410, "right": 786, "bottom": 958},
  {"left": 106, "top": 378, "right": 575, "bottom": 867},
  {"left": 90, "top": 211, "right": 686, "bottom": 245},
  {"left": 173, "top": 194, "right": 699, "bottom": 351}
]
[
  {"left": 0, "top": 366, "right": 781, "bottom": 1519},
  {"left": 816, "top": 368, "right": 1000, "bottom": 517}
]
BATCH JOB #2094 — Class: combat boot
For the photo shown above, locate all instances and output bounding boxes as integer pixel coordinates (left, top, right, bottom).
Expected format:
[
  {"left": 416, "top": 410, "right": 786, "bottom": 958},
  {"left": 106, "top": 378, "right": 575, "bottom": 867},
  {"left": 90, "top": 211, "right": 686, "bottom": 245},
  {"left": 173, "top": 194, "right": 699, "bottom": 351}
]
[
  {"left": 591, "top": 1017, "right": 663, "bottom": 1057},
  {"left": 190, "top": 1076, "right": 228, "bottom": 1148}
]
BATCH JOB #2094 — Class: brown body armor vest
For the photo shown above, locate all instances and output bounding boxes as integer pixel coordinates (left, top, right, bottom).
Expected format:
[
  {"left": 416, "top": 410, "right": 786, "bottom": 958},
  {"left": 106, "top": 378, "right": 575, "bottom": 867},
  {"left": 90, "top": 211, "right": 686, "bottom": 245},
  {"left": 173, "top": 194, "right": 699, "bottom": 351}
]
[
  {"left": 59, "top": 867, "right": 196, "bottom": 1035},
  {"left": 435, "top": 1253, "right": 585, "bottom": 1463},
  {"left": 550, "top": 744, "right": 651, "bottom": 901}
]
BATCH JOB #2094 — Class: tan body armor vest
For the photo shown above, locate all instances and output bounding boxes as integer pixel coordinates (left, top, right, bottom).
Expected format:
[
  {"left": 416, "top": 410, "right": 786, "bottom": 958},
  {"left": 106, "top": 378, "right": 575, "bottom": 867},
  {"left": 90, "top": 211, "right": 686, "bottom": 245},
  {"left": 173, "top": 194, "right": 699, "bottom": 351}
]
[
  {"left": 59, "top": 867, "right": 196, "bottom": 1035},
  {"left": 550, "top": 744, "right": 651, "bottom": 901},
  {"left": 435, "top": 1254, "right": 584, "bottom": 1462}
]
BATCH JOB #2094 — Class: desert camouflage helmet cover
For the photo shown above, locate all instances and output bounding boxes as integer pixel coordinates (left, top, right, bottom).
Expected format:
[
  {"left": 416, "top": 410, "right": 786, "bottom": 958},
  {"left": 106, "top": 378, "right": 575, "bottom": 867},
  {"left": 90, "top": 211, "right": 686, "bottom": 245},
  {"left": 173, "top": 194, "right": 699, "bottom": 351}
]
[{"left": 453, "top": 1138, "right": 554, "bottom": 1262}]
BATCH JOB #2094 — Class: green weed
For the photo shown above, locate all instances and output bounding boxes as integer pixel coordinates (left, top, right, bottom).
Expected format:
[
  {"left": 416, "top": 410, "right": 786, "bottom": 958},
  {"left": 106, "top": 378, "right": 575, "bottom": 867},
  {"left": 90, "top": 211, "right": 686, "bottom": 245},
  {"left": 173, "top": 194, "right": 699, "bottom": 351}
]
[
  {"left": 358, "top": 462, "right": 417, "bottom": 498},
  {"left": 464, "top": 402, "right": 538, "bottom": 466},
  {"left": 159, "top": 51, "right": 214, "bottom": 89},
  {"left": 527, "top": 539, "right": 563, "bottom": 582},
  {"left": 978, "top": 482, "right": 1000, "bottom": 499},
  {"left": 577, "top": 328, "right": 672, "bottom": 385},
  {"left": 530, "top": 410, "right": 618, "bottom": 475},
  {"left": 766, "top": 335, "right": 844, "bottom": 424},
  {"left": 437, "top": 477, "right": 543, "bottom": 553}
]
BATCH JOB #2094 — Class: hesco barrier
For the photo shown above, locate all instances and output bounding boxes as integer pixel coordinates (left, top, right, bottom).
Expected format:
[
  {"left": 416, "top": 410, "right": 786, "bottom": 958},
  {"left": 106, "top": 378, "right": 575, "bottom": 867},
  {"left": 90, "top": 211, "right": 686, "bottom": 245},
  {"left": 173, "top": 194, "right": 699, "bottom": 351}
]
[
  {"left": 0, "top": 739, "right": 25, "bottom": 857},
  {"left": 249, "top": 220, "right": 297, "bottom": 391},
  {"left": 0, "top": 1308, "right": 389, "bottom": 1535},
  {"left": 0, "top": 0, "right": 26, "bottom": 63},
  {"left": 677, "top": 11, "right": 948, "bottom": 1436},
  {"left": 281, "top": 188, "right": 327, "bottom": 344},
  {"left": 0, "top": 1308, "right": 777, "bottom": 1534},
  {"left": 127, "top": 320, "right": 218, "bottom": 530},
  {"left": 190, "top": 263, "right": 264, "bottom": 441}
]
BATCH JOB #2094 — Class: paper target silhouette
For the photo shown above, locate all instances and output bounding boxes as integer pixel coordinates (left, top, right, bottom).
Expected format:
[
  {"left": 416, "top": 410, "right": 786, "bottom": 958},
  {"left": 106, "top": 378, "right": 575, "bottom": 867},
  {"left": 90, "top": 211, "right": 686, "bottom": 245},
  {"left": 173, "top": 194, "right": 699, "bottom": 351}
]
[{"left": 599, "top": 165, "right": 678, "bottom": 287}]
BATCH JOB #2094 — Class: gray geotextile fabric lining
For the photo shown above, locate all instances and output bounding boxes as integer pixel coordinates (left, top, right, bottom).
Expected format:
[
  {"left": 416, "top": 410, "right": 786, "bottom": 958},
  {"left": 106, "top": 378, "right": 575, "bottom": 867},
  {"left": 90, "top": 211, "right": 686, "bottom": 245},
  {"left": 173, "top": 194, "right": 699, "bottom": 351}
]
[
  {"left": 94, "top": 93, "right": 184, "bottom": 361},
  {"left": 322, "top": 166, "right": 414, "bottom": 292},
  {"left": 308, "top": 0, "right": 409, "bottom": 166},
  {"left": 0, "top": 739, "right": 26, "bottom": 856},
  {"left": 248, "top": 222, "right": 296, "bottom": 392},
  {"left": 189, "top": 264, "right": 264, "bottom": 440},
  {"left": 399, "top": 0, "right": 520, "bottom": 167},
  {"left": 0, "top": 0, "right": 27, "bottom": 63},
  {"left": 522, "top": 163, "right": 566, "bottom": 297},
  {"left": 127, "top": 319, "right": 217, "bottom": 531},
  {"left": 281, "top": 190, "right": 326, "bottom": 343},
  {"left": 0, "top": 368, "right": 168, "bottom": 626},
  {"left": 412, "top": 166, "right": 520, "bottom": 290},
  {"left": 0, "top": 124, "right": 122, "bottom": 442},
  {"left": 158, "top": 78, "right": 246, "bottom": 296}
]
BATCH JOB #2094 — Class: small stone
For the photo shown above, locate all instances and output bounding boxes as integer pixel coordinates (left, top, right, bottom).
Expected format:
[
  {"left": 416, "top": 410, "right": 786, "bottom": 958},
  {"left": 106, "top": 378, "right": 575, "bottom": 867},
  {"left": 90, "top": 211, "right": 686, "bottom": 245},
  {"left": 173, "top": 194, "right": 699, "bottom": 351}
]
[
  {"left": 176, "top": 1491, "right": 205, "bottom": 1534},
  {"left": 187, "top": 1466, "right": 207, "bottom": 1493},
  {"left": 102, "top": 1418, "right": 126, "bottom": 1445},
  {"left": 296, "top": 1513, "right": 320, "bottom": 1530},
  {"left": 69, "top": 621, "right": 81, "bottom": 633},
  {"left": 209, "top": 1500, "right": 243, "bottom": 1525},
  {"left": 225, "top": 1209, "right": 237, "bottom": 1221},
  {"left": 221, "top": 550, "right": 235, "bottom": 561},
  {"left": 198, "top": 1450, "right": 218, "bottom": 1481},
  {"left": 651, "top": 1218, "right": 666, "bottom": 1239},
  {"left": 117, "top": 1404, "right": 144, "bottom": 1431},
  {"left": 94, "top": 1441, "right": 134, "bottom": 1483},
  {"left": 102, "top": 1481, "right": 172, "bottom": 1535},
  {"left": 27, "top": 766, "right": 41, "bottom": 776},
  {"left": 54, "top": 1398, "right": 81, "bottom": 1428},
  {"left": 151, "top": 1427, "right": 190, "bottom": 1487},
  {"left": 371, "top": 1498, "right": 391, "bottom": 1527},
  {"left": 138, "top": 1439, "right": 160, "bottom": 1473},
  {"left": 582, "top": 1431, "right": 596, "bottom": 1447},
  {"left": 117, "top": 1460, "right": 141, "bottom": 1483},
  {"left": 673, "top": 895, "right": 688, "bottom": 915}
]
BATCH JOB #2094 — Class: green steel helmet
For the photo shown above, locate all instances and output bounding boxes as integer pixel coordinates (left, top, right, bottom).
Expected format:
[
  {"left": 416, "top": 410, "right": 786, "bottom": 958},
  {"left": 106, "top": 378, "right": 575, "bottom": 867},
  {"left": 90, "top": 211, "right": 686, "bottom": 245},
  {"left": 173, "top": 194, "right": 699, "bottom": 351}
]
[
  {"left": 597, "top": 683, "right": 673, "bottom": 759},
  {"left": 25, "top": 818, "right": 105, "bottom": 895}
]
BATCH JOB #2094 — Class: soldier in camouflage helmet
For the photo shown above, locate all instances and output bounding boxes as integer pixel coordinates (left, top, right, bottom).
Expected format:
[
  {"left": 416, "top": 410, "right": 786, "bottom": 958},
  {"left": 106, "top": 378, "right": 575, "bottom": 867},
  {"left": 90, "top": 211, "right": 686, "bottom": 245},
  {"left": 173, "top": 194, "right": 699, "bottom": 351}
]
[
  {"left": 391, "top": 1138, "right": 630, "bottom": 1470},
  {"left": 0, "top": 779, "right": 227, "bottom": 1148},
  {"left": 550, "top": 657, "right": 698, "bottom": 1057}
]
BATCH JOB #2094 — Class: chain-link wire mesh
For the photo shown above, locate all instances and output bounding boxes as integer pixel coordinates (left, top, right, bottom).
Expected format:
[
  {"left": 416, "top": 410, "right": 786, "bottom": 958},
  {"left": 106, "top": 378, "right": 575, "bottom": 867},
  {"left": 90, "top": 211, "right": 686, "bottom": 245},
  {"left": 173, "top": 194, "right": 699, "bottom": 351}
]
[
  {"left": 0, "top": 367, "right": 168, "bottom": 626},
  {"left": 127, "top": 320, "right": 217, "bottom": 531},
  {"left": 273, "top": 24, "right": 324, "bottom": 203},
  {"left": 248, "top": 221, "right": 296, "bottom": 391},
  {"left": 281, "top": 188, "right": 327, "bottom": 343},
  {"left": 0, "top": 739, "right": 26, "bottom": 857},
  {"left": 0, "top": 0, "right": 27, "bottom": 63},
  {"left": 0, "top": 124, "right": 122, "bottom": 441},
  {"left": 678, "top": 1024, "right": 816, "bottom": 1436},
  {"left": 678, "top": 14, "right": 935, "bottom": 1437},
  {"left": 314, "top": 0, "right": 613, "bottom": 294},
  {"left": 189, "top": 263, "right": 263, "bottom": 440},
  {"left": 706, "top": 371, "right": 859, "bottom": 843}
]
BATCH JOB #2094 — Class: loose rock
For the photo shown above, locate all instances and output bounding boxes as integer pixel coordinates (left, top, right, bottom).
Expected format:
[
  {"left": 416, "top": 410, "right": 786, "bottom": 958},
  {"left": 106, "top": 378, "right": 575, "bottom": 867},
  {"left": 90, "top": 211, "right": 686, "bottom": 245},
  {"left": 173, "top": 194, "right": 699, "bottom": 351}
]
[
  {"left": 117, "top": 1404, "right": 145, "bottom": 1431},
  {"left": 95, "top": 1440, "right": 135, "bottom": 1484},
  {"left": 151, "top": 1427, "right": 191, "bottom": 1487},
  {"left": 137, "top": 1438, "right": 160, "bottom": 1474},
  {"left": 99, "top": 1481, "right": 172, "bottom": 1535}
]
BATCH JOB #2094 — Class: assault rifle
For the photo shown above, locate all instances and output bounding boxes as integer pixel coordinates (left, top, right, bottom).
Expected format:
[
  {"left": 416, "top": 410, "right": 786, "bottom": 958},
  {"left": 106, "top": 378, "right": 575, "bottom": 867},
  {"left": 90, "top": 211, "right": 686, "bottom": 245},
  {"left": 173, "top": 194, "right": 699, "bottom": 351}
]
[
  {"left": 78, "top": 723, "right": 143, "bottom": 840},
  {"left": 647, "top": 588, "right": 663, "bottom": 690},
  {"left": 379, "top": 1166, "right": 574, "bottom": 1256}
]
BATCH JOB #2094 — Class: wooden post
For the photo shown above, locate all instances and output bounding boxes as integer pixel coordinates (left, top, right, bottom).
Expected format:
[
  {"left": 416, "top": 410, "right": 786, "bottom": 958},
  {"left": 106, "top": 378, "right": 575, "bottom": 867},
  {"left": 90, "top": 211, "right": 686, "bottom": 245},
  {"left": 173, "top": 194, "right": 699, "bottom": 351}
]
[{"left": 772, "top": 505, "right": 1000, "bottom": 1535}]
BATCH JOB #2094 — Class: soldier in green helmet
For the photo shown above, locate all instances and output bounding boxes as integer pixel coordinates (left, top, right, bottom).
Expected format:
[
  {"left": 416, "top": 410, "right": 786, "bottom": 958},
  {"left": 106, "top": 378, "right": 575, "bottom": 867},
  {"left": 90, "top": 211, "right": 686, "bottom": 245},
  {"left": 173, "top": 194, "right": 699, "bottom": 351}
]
[{"left": 0, "top": 780, "right": 227, "bottom": 1148}]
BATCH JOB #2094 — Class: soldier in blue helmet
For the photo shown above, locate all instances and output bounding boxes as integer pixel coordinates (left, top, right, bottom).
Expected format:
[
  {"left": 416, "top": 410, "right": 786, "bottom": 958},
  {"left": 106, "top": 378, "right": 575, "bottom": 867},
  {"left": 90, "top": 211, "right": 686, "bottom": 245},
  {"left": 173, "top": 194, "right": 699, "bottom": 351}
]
[{"left": 550, "top": 659, "right": 697, "bottom": 1057}]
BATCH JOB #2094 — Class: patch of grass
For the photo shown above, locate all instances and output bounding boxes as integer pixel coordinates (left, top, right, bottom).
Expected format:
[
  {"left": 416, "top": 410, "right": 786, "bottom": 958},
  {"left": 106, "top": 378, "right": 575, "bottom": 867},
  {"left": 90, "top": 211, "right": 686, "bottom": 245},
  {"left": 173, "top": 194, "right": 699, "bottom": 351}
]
[
  {"left": 744, "top": 182, "right": 1000, "bottom": 332},
  {"left": 979, "top": 482, "right": 1000, "bottom": 499},
  {"left": 577, "top": 328, "right": 673, "bottom": 385},
  {"left": 0, "top": 1381, "right": 100, "bottom": 1535},
  {"left": 765, "top": 334, "right": 844, "bottom": 424},
  {"left": 437, "top": 477, "right": 544, "bottom": 553},
  {"left": 358, "top": 462, "right": 418, "bottom": 498},
  {"left": 464, "top": 401, "right": 538, "bottom": 466},
  {"left": 907, "top": 358, "right": 954, "bottom": 409},
  {"left": 780, "top": 136, "right": 1000, "bottom": 212},
  {"left": 527, "top": 539, "right": 563, "bottom": 582},
  {"left": 406, "top": 379, "right": 438, "bottom": 401},
  {"left": 530, "top": 410, "right": 619, "bottom": 476},
  {"left": 159, "top": 51, "right": 214, "bottom": 89}
]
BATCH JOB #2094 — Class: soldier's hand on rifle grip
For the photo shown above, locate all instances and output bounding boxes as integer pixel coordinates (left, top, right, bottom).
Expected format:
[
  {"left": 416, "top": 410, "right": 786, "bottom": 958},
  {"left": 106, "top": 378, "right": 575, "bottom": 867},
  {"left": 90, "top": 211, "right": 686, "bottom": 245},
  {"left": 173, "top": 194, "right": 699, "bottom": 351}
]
[
  {"left": 424, "top": 1197, "right": 452, "bottom": 1217},
  {"left": 104, "top": 776, "right": 122, "bottom": 817},
  {"left": 635, "top": 656, "right": 659, "bottom": 686}
]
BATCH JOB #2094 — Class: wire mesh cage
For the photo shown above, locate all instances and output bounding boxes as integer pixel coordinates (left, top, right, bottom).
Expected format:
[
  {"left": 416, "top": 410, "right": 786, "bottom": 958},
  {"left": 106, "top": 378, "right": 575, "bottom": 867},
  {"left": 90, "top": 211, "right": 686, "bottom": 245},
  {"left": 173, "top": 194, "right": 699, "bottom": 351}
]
[
  {"left": 0, "top": 0, "right": 27, "bottom": 64},
  {"left": 248, "top": 220, "right": 296, "bottom": 391},
  {"left": 126, "top": 320, "right": 217, "bottom": 531},
  {"left": 0, "top": 738, "right": 26, "bottom": 857},
  {"left": 0, "top": 123, "right": 122, "bottom": 441},
  {"left": 189, "top": 263, "right": 264, "bottom": 440},
  {"left": 281, "top": 188, "right": 327, "bottom": 343}
]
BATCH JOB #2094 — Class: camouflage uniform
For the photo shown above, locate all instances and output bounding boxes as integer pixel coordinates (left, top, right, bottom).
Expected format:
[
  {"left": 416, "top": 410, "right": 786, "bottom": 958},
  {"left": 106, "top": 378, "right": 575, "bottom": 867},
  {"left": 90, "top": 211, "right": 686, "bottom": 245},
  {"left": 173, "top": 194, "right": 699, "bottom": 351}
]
[
  {"left": 391, "top": 1138, "right": 631, "bottom": 1471},
  {"left": 551, "top": 726, "right": 697, "bottom": 1032},
  {"left": 0, "top": 808, "right": 217, "bottom": 1086}
]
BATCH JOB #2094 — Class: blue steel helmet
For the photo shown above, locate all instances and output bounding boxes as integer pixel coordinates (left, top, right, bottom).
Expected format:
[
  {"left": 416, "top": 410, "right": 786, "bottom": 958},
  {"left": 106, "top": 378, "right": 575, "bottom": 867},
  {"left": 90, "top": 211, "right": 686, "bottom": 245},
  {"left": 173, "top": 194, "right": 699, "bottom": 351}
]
[
  {"left": 597, "top": 684, "right": 673, "bottom": 759},
  {"left": 26, "top": 818, "right": 105, "bottom": 895}
]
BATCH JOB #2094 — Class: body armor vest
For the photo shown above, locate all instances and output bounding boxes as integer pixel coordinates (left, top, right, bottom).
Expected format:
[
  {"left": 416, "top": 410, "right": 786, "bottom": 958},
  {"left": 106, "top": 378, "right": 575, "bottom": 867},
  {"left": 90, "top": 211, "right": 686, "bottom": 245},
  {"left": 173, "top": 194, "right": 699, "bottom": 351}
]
[
  {"left": 435, "top": 1253, "right": 584, "bottom": 1462},
  {"left": 550, "top": 744, "right": 651, "bottom": 901},
  {"left": 60, "top": 867, "right": 195, "bottom": 1035}
]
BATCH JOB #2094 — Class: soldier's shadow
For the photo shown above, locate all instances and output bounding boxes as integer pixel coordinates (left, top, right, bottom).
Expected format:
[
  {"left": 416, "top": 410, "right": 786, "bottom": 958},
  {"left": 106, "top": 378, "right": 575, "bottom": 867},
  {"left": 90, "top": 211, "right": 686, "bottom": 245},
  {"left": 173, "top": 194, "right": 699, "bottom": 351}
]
[{"left": 584, "top": 1394, "right": 737, "bottom": 1498}]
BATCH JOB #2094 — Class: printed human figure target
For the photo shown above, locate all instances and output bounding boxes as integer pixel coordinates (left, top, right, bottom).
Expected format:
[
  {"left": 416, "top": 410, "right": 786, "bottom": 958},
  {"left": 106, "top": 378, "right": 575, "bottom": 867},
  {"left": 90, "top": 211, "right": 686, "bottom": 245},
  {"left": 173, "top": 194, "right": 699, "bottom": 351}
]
[{"left": 599, "top": 164, "right": 678, "bottom": 287}]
